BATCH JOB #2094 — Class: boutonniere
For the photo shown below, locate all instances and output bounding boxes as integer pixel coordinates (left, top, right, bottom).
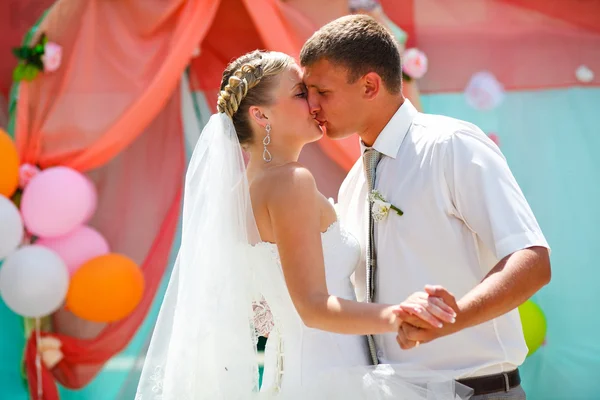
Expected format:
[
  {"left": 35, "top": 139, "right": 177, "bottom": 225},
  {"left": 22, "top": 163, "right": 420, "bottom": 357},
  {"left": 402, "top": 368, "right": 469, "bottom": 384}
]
[
  {"left": 12, "top": 33, "right": 62, "bottom": 82},
  {"left": 369, "top": 190, "right": 403, "bottom": 222}
]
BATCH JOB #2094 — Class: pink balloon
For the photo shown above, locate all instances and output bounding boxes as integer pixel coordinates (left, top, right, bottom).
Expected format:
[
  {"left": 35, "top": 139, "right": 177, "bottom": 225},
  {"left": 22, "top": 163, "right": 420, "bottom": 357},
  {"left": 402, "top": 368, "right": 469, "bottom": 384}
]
[
  {"left": 36, "top": 226, "right": 109, "bottom": 275},
  {"left": 21, "top": 166, "right": 97, "bottom": 238}
]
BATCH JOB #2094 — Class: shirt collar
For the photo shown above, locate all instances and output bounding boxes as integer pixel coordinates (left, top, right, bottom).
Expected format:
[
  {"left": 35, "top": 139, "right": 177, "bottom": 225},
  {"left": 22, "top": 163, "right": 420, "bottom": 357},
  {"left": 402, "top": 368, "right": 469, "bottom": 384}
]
[{"left": 359, "top": 99, "right": 418, "bottom": 159}]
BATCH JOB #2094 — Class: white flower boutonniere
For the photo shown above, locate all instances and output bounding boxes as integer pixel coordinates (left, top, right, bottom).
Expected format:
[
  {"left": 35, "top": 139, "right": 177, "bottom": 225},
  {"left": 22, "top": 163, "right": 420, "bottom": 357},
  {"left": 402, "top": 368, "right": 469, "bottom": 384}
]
[{"left": 369, "top": 190, "right": 403, "bottom": 222}]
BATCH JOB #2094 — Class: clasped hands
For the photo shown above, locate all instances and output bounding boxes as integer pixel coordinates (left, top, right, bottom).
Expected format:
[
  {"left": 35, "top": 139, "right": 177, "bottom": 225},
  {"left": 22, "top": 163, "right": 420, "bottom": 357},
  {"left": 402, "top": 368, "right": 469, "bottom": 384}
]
[{"left": 391, "top": 285, "right": 460, "bottom": 350}]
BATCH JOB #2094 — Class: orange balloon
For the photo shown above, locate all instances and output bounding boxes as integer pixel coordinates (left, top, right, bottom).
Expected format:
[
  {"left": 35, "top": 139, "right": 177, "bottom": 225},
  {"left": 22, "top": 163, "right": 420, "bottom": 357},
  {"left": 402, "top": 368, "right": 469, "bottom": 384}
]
[
  {"left": 0, "top": 129, "right": 19, "bottom": 197},
  {"left": 67, "top": 253, "right": 144, "bottom": 323}
]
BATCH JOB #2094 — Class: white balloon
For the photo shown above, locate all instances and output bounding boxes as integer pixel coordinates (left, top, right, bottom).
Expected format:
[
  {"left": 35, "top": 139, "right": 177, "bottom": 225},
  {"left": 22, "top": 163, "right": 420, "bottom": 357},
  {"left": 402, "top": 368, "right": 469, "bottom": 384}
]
[
  {"left": 0, "top": 245, "right": 69, "bottom": 318},
  {"left": 0, "top": 195, "right": 24, "bottom": 259}
]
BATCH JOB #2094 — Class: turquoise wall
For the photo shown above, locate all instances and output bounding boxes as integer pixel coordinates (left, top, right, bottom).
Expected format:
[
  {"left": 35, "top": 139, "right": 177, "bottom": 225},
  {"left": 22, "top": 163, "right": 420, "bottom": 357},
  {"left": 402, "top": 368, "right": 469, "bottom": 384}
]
[{"left": 422, "top": 87, "right": 600, "bottom": 399}]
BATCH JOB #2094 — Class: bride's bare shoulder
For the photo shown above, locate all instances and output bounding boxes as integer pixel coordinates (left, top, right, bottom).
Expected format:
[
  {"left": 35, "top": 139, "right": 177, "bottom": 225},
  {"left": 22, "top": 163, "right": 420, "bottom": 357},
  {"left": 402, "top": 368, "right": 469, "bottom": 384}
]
[{"left": 253, "top": 162, "right": 318, "bottom": 200}]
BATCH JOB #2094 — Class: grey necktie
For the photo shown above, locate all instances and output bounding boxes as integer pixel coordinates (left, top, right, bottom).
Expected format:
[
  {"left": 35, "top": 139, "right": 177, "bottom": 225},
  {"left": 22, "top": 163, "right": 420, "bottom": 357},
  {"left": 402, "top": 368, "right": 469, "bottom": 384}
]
[{"left": 363, "top": 148, "right": 381, "bottom": 365}]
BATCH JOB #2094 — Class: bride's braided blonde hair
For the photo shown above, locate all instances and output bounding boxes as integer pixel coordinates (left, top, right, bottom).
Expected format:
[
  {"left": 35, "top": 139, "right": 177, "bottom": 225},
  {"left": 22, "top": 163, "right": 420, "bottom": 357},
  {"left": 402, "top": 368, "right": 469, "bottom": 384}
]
[{"left": 217, "top": 50, "right": 293, "bottom": 146}]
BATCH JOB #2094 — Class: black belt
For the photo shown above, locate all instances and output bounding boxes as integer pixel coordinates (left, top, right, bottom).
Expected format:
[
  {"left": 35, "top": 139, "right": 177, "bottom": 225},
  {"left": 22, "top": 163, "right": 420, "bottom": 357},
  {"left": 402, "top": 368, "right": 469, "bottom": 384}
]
[{"left": 457, "top": 369, "right": 521, "bottom": 396}]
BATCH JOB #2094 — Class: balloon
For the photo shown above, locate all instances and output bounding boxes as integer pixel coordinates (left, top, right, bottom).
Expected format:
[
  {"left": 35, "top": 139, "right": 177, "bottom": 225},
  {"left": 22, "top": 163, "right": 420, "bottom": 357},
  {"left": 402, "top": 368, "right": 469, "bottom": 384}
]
[
  {"left": 0, "top": 195, "right": 24, "bottom": 259},
  {"left": 37, "top": 226, "right": 110, "bottom": 276},
  {"left": 518, "top": 300, "right": 547, "bottom": 356},
  {"left": 21, "top": 166, "right": 97, "bottom": 238},
  {"left": 0, "top": 129, "right": 19, "bottom": 198},
  {"left": 0, "top": 246, "right": 69, "bottom": 318},
  {"left": 67, "top": 254, "right": 144, "bottom": 323}
]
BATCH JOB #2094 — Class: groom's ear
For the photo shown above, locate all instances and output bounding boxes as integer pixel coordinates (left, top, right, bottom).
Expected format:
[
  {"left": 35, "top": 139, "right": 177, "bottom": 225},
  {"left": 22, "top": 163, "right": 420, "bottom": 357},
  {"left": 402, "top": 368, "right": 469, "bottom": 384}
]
[
  {"left": 249, "top": 106, "right": 269, "bottom": 128},
  {"left": 362, "top": 72, "right": 381, "bottom": 101}
]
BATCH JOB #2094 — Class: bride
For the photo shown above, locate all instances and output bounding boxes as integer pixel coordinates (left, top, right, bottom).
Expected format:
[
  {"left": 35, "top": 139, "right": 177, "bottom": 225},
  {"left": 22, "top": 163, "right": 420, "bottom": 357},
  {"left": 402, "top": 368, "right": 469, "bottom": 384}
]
[{"left": 136, "top": 50, "right": 470, "bottom": 399}]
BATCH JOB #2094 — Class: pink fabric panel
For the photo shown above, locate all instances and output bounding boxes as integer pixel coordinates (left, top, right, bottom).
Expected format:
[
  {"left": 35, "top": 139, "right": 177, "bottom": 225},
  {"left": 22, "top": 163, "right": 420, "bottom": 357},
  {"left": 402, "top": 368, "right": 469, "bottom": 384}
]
[
  {"left": 14, "top": 0, "right": 220, "bottom": 170},
  {"left": 394, "top": 0, "right": 600, "bottom": 93}
]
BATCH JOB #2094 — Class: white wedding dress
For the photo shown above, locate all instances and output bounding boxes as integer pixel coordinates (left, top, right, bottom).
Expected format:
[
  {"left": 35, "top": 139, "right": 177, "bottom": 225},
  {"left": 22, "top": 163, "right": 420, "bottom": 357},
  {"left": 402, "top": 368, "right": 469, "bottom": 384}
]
[{"left": 254, "top": 220, "right": 371, "bottom": 393}]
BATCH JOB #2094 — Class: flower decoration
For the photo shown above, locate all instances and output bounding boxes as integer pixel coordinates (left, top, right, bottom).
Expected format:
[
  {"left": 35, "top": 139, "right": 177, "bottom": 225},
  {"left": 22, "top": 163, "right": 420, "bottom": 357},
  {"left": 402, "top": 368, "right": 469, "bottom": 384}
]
[
  {"left": 369, "top": 190, "right": 403, "bottom": 222},
  {"left": 19, "top": 163, "right": 41, "bottom": 189},
  {"left": 575, "top": 65, "right": 594, "bottom": 83},
  {"left": 464, "top": 71, "right": 505, "bottom": 111},
  {"left": 402, "top": 48, "right": 428, "bottom": 81},
  {"left": 42, "top": 42, "right": 63, "bottom": 72},
  {"left": 12, "top": 33, "right": 62, "bottom": 82}
]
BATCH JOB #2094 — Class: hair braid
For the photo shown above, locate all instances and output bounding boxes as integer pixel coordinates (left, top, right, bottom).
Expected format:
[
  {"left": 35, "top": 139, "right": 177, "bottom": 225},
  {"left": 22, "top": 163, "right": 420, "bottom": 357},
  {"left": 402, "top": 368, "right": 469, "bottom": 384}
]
[{"left": 216, "top": 50, "right": 293, "bottom": 146}]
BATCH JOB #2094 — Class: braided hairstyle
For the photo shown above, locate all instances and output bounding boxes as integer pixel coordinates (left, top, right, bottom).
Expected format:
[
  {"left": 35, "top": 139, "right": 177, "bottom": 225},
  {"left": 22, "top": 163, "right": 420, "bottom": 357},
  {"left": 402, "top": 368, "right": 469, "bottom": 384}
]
[{"left": 217, "top": 50, "right": 294, "bottom": 147}]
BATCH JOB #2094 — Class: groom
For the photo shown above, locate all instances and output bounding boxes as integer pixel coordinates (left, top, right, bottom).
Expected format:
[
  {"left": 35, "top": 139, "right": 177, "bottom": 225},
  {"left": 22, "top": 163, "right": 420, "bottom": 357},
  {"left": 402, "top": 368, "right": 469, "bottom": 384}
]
[{"left": 301, "top": 15, "right": 551, "bottom": 399}]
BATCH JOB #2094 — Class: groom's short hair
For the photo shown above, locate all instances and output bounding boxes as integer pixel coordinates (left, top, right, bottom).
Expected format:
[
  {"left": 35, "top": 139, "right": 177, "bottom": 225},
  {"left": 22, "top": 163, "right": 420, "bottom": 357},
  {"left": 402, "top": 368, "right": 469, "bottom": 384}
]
[{"left": 300, "top": 14, "right": 402, "bottom": 94}]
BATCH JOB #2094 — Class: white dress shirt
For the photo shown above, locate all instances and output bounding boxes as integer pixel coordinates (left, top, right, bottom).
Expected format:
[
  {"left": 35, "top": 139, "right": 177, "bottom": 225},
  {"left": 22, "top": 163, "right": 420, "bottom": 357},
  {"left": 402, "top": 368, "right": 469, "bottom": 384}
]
[{"left": 337, "top": 99, "right": 550, "bottom": 378}]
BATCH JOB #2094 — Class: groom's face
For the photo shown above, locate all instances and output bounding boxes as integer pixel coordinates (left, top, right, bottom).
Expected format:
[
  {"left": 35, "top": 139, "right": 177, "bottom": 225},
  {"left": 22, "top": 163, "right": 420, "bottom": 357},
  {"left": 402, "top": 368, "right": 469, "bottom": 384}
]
[{"left": 303, "top": 59, "right": 365, "bottom": 140}]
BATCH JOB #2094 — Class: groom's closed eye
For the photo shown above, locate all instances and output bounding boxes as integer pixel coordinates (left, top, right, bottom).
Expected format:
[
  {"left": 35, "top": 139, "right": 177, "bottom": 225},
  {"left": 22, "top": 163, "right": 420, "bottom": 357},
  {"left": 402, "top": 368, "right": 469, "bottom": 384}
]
[{"left": 307, "top": 87, "right": 328, "bottom": 97}]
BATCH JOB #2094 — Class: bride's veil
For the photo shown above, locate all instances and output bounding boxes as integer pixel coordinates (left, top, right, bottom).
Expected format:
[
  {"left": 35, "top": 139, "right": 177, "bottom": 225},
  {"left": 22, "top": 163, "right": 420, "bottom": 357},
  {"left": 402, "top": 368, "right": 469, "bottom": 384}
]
[{"left": 136, "top": 113, "right": 262, "bottom": 399}]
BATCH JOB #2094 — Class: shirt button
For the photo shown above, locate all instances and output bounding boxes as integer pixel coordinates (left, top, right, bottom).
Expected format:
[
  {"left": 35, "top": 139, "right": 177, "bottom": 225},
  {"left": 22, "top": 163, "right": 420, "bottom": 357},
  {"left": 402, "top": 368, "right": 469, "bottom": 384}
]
[{"left": 377, "top": 350, "right": 384, "bottom": 359}]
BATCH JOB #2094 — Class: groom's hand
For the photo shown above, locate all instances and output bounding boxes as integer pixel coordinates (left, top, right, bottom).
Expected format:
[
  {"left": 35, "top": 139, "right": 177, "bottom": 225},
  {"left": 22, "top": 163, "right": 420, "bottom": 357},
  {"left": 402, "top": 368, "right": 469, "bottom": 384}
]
[
  {"left": 396, "top": 322, "right": 419, "bottom": 350},
  {"left": 393, "top": 290, "right": 457, "bottom": 329},
  {"left": 396, "top": 285, "right": 461, "bottom": 348}
]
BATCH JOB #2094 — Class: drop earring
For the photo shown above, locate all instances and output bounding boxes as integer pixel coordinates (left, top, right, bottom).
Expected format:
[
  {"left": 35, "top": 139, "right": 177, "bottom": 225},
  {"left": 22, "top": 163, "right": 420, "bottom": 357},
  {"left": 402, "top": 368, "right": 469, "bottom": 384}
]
[{"left": 263, "top": 124, "right": 272, "bottom": 163}]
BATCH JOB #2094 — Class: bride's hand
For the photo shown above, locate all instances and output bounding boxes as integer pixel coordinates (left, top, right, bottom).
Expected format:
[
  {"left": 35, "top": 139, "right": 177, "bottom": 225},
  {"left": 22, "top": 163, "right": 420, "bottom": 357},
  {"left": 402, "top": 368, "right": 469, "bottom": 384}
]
[{"left": 393, "top": 290, "right": 457, "bottom": 329}]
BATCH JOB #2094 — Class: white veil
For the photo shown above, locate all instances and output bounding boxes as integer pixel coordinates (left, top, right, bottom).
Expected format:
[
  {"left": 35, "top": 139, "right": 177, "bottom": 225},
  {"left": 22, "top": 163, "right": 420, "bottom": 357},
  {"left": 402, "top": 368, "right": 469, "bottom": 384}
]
[{"left": 136, "top": 113, "right": 262, "bottom": 399}]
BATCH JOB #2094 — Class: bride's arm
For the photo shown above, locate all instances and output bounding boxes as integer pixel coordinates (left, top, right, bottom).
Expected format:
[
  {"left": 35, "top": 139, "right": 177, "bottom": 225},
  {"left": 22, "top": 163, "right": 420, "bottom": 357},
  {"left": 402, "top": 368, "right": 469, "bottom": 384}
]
[{"left": 267, "top": 165, "right": 451, "bottom": 335}]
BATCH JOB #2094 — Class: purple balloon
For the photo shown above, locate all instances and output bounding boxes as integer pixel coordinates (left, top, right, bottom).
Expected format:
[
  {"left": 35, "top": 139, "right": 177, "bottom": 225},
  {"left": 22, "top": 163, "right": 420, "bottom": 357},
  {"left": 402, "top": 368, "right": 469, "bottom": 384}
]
[
  {"left": 21, "top": 167, "right": 97, "bottom": 238},
  {"left": 36, "top": 225, "right": 110, "bottom": 275}
]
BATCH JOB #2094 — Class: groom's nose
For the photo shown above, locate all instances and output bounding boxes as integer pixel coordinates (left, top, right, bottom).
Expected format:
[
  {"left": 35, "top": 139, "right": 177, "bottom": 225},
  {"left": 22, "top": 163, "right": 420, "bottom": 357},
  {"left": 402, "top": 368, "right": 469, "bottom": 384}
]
[{"left": 307, "top": 93, "right": 321, "bottom": 116}]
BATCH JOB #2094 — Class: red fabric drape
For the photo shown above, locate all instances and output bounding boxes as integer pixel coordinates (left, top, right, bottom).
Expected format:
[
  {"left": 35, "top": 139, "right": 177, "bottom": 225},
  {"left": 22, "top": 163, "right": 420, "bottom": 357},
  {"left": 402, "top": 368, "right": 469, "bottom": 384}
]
[
  {"left": 26, "top": 332, "right": 60, "bottom": 400},
  {"left": 380, "top": 0, "right": 416, "bottom": 47},
  {"left": 15, "top": 0, "right": 221, "bottom": 171},
  {"left": 398, "top": 0, "right": 600, "bottom": 93},
  {"left": 0, "top": 0, "right": 55, "bottom": 98},
  {"left": 15, "top": 1, "right": 222, "bottom": 398},
  {"left": 499, "top": 0, "right": 600, "bottom": 35},
  {"left": 187, "top": 0, "right": 421, "bottom": 172}
]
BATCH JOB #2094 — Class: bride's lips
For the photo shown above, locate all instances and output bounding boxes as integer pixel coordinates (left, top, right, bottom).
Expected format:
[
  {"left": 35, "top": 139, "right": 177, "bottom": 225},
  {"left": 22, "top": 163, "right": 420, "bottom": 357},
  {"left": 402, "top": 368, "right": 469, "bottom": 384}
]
[{"left": 317, "top": 121, "right": 327, "bottom": 135}]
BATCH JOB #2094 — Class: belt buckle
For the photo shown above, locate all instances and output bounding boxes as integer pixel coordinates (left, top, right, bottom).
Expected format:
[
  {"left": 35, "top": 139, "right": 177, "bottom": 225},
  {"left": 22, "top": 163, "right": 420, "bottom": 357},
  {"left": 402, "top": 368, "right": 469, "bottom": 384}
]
[{"left": 502, "top": 372, "right": 510, "bottom": 392}]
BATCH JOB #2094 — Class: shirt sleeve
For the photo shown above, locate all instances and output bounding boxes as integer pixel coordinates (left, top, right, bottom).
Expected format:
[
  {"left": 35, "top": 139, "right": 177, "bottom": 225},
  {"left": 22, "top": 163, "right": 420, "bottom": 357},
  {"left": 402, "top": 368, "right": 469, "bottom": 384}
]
[{"left": 443, "top": 126, "right": 549, "bottom": 261}]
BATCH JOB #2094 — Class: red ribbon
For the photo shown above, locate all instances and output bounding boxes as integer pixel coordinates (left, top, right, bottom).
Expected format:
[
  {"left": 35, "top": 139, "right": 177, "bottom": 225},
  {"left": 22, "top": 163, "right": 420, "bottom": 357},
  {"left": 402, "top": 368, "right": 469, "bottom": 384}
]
[{"left": 25, "top": 333, "right": 60, "bottom": 400}]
